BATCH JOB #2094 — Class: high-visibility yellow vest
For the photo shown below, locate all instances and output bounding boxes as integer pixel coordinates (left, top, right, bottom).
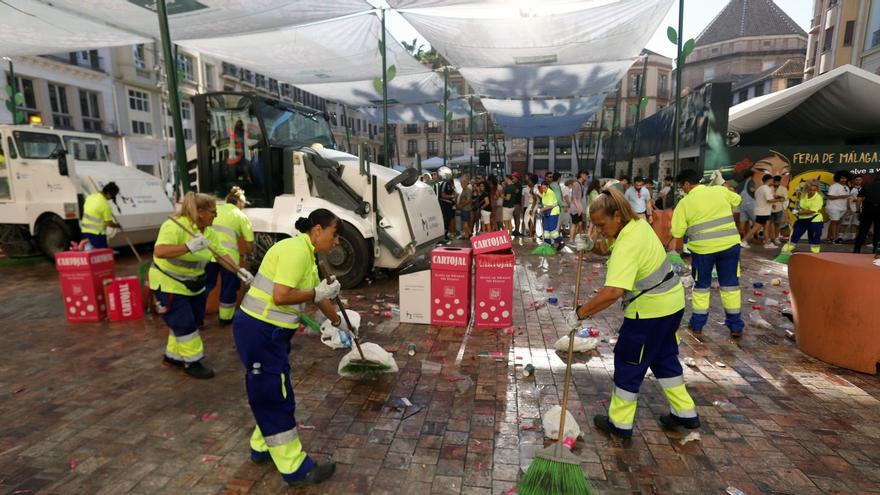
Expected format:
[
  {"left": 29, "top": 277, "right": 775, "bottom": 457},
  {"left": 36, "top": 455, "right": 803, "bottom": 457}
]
[
  {"left": 542, "top": 188, "right": 560, "bottom": 216},
  {"left": 240, "top": 234, "right": 320, "bottom": 329},
  {"left": 149, "top": 217, "right": 220, "bottom": 296},
  {"left": 797, "top": 193, "right": 824, "bottom": 222},
  {"left": 210, "top": 203, "right": 254, "bottom": 262},
  {"left": 671, "top": 185, "right": 742, "bottom": 255},
  {"left": 80, "top": 192, "right": 112, "bottom": 235}
]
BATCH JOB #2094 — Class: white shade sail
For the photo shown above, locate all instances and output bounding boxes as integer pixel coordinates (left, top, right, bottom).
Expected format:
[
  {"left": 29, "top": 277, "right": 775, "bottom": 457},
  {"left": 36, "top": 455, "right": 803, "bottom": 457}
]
[
  {"left": 298, "top": 71, "right": 451, "bottom": 108},
  {"left": 358, "top": 98, "right": 472, "bottom": 123},
  {"left": 180, "top": 13, "right": 427, "bottom": 85},
  {"left": 0, "top": 0, "right": 149, "bottom": 56},
  {"left": 481, "top": 95, "right": 606, "bottom": 137},
  {"left": 460, "top": 59, "right": 634, "bottom": 99},
  {"left": 400, "top": 0, "right": 673, "bottom": 68}
]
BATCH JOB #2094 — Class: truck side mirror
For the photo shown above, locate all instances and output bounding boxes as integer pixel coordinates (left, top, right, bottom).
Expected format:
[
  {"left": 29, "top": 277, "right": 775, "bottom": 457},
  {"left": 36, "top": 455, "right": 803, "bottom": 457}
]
[{"left": 50, "top": 148, "right": 69, "bottom": 176}]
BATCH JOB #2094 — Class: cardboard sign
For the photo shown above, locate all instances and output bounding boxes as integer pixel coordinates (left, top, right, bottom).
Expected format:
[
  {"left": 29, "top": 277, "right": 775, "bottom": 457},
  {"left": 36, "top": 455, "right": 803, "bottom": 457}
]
[
  {"left": 105, "top": 276, "right": 144, "bottom": 322},
  {"left": 55, "top": 249, "right": 115, "bottom": 322},
  {"left": 470, "top": 230, "right": 512, "bottom": 255},
  {"left": 430, "top": 247, "right": 472, "bottom": 327},
  {"left": 474, "top": 252, "right": 515, "bottom": 328}
]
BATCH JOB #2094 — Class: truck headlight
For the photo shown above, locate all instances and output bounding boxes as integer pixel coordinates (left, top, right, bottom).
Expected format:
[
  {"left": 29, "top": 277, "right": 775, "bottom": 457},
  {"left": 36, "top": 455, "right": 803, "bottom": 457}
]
[{"left": 63, "top": 203, "right": 78, "bottom": 218}]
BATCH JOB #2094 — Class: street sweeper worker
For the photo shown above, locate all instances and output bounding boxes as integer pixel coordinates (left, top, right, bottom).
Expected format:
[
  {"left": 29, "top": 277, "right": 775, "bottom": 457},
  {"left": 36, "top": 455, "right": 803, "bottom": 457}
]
[
  {"left": 204, "top": 186, "right": 254, "bottom": 325},
  {"left": 573, "top": 187, "right": 699, "bottom": 439},
  {"left": 80, "top": 181, "right": 121, "bottom": 249},
  {"left": 670, "top": 169, "right": 745, "bottom": 338},
  {"left": 150, "top": 192, "right": 251, "bottom": 379},
  {"left": 779, "top": 180, "right": 825, "bottom": 257},
  {"left": 231, "top": 208, "right": 344, "bottom": 487},
  {"left": 539, "top": 180, "right": 562, "bottom": 251}
]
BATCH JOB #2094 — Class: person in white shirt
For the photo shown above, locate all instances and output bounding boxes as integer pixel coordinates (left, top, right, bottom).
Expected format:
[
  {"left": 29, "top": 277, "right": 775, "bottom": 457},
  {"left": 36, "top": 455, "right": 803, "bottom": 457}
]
[
  {"left": 825, "top": 171, "right": 851, "bottom": 244},
  {"left": 846, "top": 175, "right": 863, "bottom": 240},
  {"left": 769, "top": 175, "right": 788, "bottom": 245},
  {"left": 741, "top": 174, "right": 783, "bottom": 248},
  {"left": 624, "top": 176, "right": 653, "bottom": 222}
]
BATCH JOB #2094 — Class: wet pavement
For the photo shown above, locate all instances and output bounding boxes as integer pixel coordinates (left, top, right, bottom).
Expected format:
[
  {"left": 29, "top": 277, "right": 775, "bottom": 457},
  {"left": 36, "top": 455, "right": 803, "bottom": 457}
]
[{"left": 1, "top": 239, "right": 879, "bottom": 495}]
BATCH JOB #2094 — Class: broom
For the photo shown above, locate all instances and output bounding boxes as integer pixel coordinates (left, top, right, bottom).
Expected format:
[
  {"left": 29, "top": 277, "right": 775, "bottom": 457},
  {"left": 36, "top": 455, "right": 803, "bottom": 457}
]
[
  {"left": 773, "top": 252, "right": 791, "bottom": 264},
  {"left": 532, "top": 243, "right": 557, "bottom": 256},
  {"left": 518, "top": 247, "right": 593, "bottom": 495},
  {"left": 317, "top": 260, "right": 393, "bottom": 378}
]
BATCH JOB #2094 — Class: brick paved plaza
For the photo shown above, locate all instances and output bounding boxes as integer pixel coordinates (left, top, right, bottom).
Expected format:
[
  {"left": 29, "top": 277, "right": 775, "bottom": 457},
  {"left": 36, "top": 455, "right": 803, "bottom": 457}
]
[{"left": 1, "top": 241, "right": 879, "bottom": 495}]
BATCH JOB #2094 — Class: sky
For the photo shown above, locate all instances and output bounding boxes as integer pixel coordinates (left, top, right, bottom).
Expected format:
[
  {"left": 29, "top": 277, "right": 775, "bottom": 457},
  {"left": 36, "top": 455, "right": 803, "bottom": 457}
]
[{"left": 378, "top": 0, "right": 813, "bottom": 60}]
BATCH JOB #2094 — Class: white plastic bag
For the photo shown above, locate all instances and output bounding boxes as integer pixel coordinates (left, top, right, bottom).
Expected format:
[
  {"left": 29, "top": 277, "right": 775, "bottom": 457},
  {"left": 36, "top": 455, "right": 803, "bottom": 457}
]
[
  {"left": 338, "top": 342, "right": 399, "bottom": 377},
  {"left": 749, "top": 310, "right": 773, "bottom": 330},
  {"left": 319, "top": 310, "right": 360, "bottom": 349},
  {"left": 554, "top": 335, "right": 598, "bottom": 353},
  {"left": 542, "top": 405, "right": 582, "bottom": 440}
]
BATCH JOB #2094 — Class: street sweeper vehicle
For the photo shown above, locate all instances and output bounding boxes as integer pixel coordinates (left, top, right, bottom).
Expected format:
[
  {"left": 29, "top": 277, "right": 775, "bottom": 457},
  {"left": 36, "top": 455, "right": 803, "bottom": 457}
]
[
  {"left": 191, "top": 92, "right": 445, "bottom": 288},
  {"left": 0, "top": 124, "right": 174, "bottom": 257}
]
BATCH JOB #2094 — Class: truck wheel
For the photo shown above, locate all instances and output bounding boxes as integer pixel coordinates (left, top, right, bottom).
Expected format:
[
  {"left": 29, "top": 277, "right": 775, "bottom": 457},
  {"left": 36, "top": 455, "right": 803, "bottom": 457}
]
[
  {"left": 247, "top": 232, "right": 289, "bottom": 271},
  {"left": 320, "top": 222, "right": 370, "bottom": 289},
  {"left": 0, "top": 225, "right": 39, "bottom": 257},
  {"left": 36, "top": 216, "right": 72, "bottom": 259}
]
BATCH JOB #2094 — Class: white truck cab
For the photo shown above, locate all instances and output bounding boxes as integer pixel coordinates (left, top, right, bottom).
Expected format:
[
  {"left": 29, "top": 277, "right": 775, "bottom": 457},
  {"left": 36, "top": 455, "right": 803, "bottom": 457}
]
[{"left": 0, "top": 124, "right": 173, "bottom": 257}]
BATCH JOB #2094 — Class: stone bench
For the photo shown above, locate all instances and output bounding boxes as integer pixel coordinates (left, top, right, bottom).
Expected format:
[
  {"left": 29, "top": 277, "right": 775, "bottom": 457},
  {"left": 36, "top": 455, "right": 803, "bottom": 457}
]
[{"left": 789, "top": 253, "right": 880, "bottom": 373}]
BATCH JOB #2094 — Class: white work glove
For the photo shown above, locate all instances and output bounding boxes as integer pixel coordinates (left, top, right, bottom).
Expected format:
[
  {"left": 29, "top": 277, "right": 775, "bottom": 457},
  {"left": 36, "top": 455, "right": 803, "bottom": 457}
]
[
  {"left": 574, "top": 233, "right": 593, "bottom": 252},
  {"left": 237, "top": 268, "right": 255, "bottom": 284},
  {"left": 313, "top": 276, "right": 340, "bottom": 302},
  {"left": 185, "top": 234, "right": 210, "bottom": 253}
]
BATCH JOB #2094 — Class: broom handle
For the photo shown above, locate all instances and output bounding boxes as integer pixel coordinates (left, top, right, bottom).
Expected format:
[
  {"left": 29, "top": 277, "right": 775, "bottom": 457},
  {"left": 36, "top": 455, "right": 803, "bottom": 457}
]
[
  {"left": 317, "top": 259, "right": 368, "bottom": 361},
  {"left": 167, "top": 215, "right": 240, "bottom": 274},
  {"left": 557, "top": 249, "right": 584, "bottom": 444}
]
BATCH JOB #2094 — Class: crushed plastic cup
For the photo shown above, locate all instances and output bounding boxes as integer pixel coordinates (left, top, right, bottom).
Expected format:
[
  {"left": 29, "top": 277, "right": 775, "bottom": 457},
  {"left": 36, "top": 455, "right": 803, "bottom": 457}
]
[
  {"left": 562, "top": 436, "right": 576, "bottom": 449},
  {"left": 726, "top": 487, "right": 746, "bottom": 495},
  {"left": 523, "top": 364, "right": 535, "bottom": 377},
  {"left": 546, "top": 287, "right": 554, "bottom": 293},
  {"left": 771, "top": 278, "right": 781, "bottom": 286},
  {"left": 588, "top": 328, "right": 600, "bottom": 337},
  {"left": 764, "top": 297, "right": 779, "bottom": 307},
  {"left": 783, "top": 289, "right": 790, "bottom": 295},
  {"left": 683, "top": 357, "right": 697, "bottom": 367},
  {"left": 752, "top": 282, "right": 764, "bottom": 288},
  {"left": 752, "top": 305, "right": 762, "bottom": 310},
  {"left": 754, "top": 290, "right": 763, "bottom": 296}
]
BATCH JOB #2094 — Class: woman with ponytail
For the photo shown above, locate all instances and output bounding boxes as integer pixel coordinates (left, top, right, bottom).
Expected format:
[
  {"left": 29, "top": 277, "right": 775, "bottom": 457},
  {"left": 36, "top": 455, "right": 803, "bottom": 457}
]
[
  {"left": 573, "top": 186, "right": 699, "bottom": 440},
  {"left": 151, "top": 192, "right": 248, "bottom": 379},
  {"left": 231, "top": 208, "right": 349, "bottom": 487}
]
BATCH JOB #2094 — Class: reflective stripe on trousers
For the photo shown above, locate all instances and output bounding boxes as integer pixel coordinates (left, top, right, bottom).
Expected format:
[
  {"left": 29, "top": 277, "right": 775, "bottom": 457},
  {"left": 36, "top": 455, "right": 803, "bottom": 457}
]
[{"left": 657, "top": 376, "right": 698, "bottom": 419}]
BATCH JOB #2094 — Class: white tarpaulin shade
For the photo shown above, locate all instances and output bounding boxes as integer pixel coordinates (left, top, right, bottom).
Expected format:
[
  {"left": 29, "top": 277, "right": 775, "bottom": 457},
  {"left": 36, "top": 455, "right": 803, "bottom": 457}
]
[
  {"left": 400, "top": 0, "right": 673, "bottom": 68},
  {"left": 180, "top": 14, "right": 426, "bottom": 84},
  {"left": 30, "top": 0, "right": 369, "bottom": 40},
  {"left": 420, "top": 156, "right": 446, "bottom": 168},
  {"left": 359, "top": 98, "right": 471, "bottom": 123},
  {"left": 481, "top": 95, "right": 606, "bottom": 137},
  {"left": 298, "top": 71, "right": 450, "bottom": 108},
  {"left": 729, "top": 65, "right": 880, "bottom": 137},
  {"left": 0, "top": 0, "right": 149, "bottom": 56},
  {"left": 389, "top": 0, "right": 604, "bottom": 7},
  {"left": 459, "top": 59, "right": 634, "bottom": 98}
]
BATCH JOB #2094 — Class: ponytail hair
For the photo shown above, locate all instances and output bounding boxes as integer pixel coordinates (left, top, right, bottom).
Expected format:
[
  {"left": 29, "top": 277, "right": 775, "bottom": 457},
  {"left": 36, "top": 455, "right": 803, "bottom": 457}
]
[
  {"left": 225, "top": 185, "right": 245, "bottom": 205},
  {"left": 177, "top": 191, "right": 216, "bottom": 224},
  {"left": 588, "top": 186, "right": 636, "bottom": 224},
  {"left": 295, "top": 208, "right": 338, "bottom": 233}
]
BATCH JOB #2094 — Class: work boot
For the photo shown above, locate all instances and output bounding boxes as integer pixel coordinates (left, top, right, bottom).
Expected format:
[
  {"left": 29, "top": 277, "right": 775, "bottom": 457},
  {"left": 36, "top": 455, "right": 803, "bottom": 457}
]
[
  {"left": 250, "top": 449, "right": 270, "bottom": 465},
  {"left": 688, "top": 326, "right": 703, "bottom": 336},
  {"left": 184, "top": 362, "right": 215, "bottom": 379},
  {"left": 287, "top": 462, "right": 336, "bottom": 487},
  {"left": 593, "top": 414, "right": 632, "bottom": 439},
  {"left": 219, "top": 319, "right": 233, "bottom": 327},
  {"left": 162, "top": 355, "right": 184, "bottom": 368},
  {"left": 659, "top": 413, "right": 701, "bottom": 430},
  {"left": 730, "top": 331, "right": 743, "bottom": 339}
]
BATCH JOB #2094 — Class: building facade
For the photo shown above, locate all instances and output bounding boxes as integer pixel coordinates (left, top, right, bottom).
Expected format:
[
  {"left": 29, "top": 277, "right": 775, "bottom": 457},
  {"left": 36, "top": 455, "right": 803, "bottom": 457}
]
[
  {"left": 2, "top": 45, "right": 382, "bottom": 187},
  {"left": 805, "top": 0, "right": 880, "bottom": 79},
  {"left": 683, "top": 0, "right": 807, "bottom": 92}
]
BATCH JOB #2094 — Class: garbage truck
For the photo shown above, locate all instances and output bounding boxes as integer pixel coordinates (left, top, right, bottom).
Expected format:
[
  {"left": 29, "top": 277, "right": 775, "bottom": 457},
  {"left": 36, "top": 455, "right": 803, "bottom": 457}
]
[
  {"left": 0, "top": 124, "right": 174, "bottom": 257},
  {"left": 191, "top": 92, "right": 445, "bottom": 288}
]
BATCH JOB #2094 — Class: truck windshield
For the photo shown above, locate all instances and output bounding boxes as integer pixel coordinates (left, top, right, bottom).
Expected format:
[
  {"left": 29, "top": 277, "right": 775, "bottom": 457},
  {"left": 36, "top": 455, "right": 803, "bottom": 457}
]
[
  {"left": 260, "top": 102, "right": 335, "bottom": 149},
  {"left": 63, "top": 136, "right": 107, "bottom": 161},
  {"left": 13, "top": 131, "right": 63, "bottom": 159}
]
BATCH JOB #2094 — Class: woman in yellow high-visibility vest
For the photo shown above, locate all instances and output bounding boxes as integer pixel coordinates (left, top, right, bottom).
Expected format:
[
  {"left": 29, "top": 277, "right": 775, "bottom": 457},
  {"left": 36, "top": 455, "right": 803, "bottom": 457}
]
[
  {"left": 150, "top": 192, "right": 251, "bottom": 379},
  {"left": 232, "top": 208, "right": 350, "bottom": 487},
  {"left": 204, "top": 186, "right": 254, "bottom": 325},
  {"left": 574, "top": 187, "right": 699, "bottom": 439}
]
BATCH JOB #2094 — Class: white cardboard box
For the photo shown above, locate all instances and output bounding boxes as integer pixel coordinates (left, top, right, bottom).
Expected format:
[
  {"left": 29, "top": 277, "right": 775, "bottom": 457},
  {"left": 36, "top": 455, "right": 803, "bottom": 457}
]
[{"left": 399, "top": 268, "right": 431, "bottom": 324}]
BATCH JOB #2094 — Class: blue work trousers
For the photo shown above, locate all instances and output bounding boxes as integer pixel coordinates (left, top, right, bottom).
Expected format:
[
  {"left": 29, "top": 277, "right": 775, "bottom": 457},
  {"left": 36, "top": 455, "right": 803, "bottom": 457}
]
[
  {"left": 689, "top": 244, "right": 745, "bottom": 333},
  {"left": 84, "top": 233, "right": 108, "bottom": 249},
  {"left": 232, "top": 310, "right": 315, "bottom": 482},
  {"left": 205, "top": 262, "right": 241, "bottom": 322}
]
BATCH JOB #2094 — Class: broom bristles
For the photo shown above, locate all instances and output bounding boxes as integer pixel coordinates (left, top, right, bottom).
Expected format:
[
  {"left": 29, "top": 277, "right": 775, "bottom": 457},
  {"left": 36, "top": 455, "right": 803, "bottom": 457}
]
[
  {"left": 773, "top": 253, "right": 791, "bottom": 264},
  {"left": 518, "top": 457, "right": 593, "bottom": 495},
  {"left": 339, "top": 361, "right": 393, "bottom": 379},
  {"left": 532, "top": 244, "right": 556, "bottom": 256}
]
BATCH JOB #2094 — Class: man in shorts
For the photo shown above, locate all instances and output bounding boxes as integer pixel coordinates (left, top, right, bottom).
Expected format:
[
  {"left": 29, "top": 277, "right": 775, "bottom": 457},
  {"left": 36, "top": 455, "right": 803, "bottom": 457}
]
[
  {"left": 769, "top": 175, "right": 787, "bottom": 245},
  {"left": 740, "top": 174, "right": 782, "bottom": 248},
  {"left": 569, "top": 170, "right": 587, "bottom": 241},
  {"left": 501, "top": 175, "right": 517, "bottom": 234}
]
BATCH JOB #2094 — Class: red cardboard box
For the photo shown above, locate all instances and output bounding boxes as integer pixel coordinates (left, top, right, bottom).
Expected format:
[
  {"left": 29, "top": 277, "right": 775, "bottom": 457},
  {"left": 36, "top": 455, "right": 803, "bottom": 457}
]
[
  {"left": 470, "top": 230, "right": 512, "bottom": 255},
  {"left": 55, "top": 249, "right": 115, "bottom": 322},
  {"left": 474, "top": 252, "right": 515, "bottom": 328},
  {"left": 431, "top": 246, "right": 472, "bottom": 327},
  {"left": 104, "top": 276, "right": 144, "bottom": 322}
]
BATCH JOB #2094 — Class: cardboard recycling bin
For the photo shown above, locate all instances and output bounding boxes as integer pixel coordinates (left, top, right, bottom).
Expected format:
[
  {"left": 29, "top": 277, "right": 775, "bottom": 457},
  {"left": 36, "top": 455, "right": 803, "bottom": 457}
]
[
  {"left": 430, "top": 246, "right": 472, "bottom": 327},
  {"left": 399, "top": 259, "right": 431, "bottom": 324},
  {"left": 55, "top": 249, "right": 115, "bottom": 322},
  {"left": 471, "top": 230, "right": 515, "bottom": 328},
  {"left": 104, "top": 276, "right": 144, "bottom": 322}
]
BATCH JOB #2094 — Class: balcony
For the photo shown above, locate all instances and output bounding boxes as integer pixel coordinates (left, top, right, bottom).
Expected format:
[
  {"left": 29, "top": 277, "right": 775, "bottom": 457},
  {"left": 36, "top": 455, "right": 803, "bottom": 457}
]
[{"left": 221, "top": 62, "right": 239, "bottom": 79}]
